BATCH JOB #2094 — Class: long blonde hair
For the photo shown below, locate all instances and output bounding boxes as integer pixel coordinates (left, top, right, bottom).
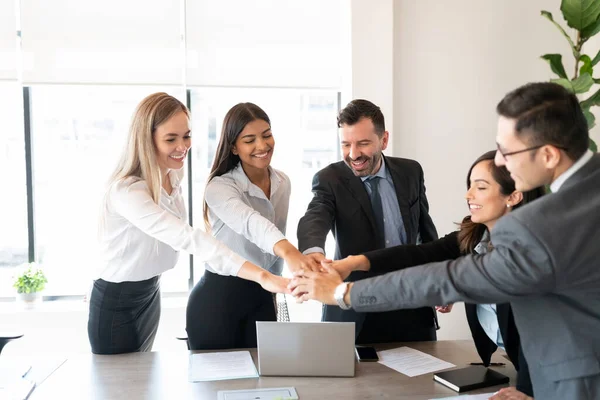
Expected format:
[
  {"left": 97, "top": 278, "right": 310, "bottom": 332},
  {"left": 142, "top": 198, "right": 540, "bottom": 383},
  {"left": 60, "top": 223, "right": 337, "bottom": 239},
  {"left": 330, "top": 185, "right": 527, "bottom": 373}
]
[
  {"left": 110, "top": 92, "right": 189, "bottom": 203},
  {"left": 99, "top": 93, "right": 189, "bottom": 240}
]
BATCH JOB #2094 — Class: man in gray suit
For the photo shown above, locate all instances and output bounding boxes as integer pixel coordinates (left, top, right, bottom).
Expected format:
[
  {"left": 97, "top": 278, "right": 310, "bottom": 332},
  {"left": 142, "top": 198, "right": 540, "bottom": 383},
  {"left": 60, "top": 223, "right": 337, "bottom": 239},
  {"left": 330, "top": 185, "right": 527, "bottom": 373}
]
[{"left": 289, "top": 82, "right": 600, "bottom": 400}]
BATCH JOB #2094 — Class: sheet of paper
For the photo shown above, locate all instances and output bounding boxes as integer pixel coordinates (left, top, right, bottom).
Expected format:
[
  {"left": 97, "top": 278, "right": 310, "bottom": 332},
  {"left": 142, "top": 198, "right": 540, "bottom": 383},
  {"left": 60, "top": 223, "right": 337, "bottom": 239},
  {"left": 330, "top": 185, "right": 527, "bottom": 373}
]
[
  {"left": 429, "top": 393, "right": 496, "bottom": 400},
  {"left": 189, "top": 351, "right": 258, "bottom": 382},
  {"left": 0, "top": 377, "right": 36, "bottom": 400},
  {"left": 377, "top": 346, "right": 455, "bottom": 377},
  {"left": 217, "top": 387, "right": 298, "bottom": 400}
]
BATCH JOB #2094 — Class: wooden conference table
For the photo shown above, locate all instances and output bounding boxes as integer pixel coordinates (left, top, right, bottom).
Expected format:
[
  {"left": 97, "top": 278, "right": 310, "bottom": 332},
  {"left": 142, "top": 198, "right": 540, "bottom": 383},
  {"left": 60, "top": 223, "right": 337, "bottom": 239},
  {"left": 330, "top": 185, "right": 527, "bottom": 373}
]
[{"left": 29, "top": 340, "right": 515, "bottom": 399}]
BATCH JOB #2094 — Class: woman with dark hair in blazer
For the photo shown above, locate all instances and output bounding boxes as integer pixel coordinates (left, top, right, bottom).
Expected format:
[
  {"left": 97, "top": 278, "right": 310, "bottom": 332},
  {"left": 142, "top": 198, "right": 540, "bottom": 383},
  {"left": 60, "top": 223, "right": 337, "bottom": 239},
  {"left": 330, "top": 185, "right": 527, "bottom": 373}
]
[
  {"left": 186, "top": 102, "right": 319, "bottom": 350},
  {"left": 324, "top": 150, "right": 545, "bottom": 398}
]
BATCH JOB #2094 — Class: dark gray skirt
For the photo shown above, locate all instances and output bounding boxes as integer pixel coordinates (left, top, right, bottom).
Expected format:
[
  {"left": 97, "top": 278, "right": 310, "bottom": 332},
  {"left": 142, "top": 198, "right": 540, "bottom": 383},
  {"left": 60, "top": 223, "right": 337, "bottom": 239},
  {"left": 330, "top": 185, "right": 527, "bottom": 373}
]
[{"left": 87, "top": 276, "right": 161, "bottom": 354}]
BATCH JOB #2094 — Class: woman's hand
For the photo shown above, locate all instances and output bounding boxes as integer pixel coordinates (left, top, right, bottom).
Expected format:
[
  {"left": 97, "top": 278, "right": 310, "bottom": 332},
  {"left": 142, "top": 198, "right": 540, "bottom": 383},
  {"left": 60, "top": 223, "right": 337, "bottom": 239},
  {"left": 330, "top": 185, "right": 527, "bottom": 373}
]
[
  {"left": 321, "top": 255, "right": 369, "bottom": 280},
  {"left": 488, "top": 387, "right": 533, "bottom": 400},
  {"left": 435, "top": 304, "right": 454, "bottom": 313},
  {"left": 238, "top": 261, "right": 290, "bottom": 294},
  {"left": 259, "top": 272, "right": 291, "bottom": 294}
]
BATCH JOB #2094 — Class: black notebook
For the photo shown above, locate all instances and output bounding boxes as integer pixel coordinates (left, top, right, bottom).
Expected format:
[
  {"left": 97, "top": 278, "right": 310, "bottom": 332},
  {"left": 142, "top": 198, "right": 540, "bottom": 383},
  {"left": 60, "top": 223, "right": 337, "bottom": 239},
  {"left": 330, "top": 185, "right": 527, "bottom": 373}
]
[{"left": 433, "top": 365, "right": 509, "bottom": 392}]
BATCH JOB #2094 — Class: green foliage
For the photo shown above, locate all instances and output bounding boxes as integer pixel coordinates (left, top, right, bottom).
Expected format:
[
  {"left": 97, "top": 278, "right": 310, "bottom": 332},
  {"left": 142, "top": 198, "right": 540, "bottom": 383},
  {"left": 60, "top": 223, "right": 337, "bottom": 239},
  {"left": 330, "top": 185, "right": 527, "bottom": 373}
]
[
  {"left": 561, "top": 0, "right": 600, "bottom": 31},
  {"left": 542, "top": 54, "right": 569, "bottom": 78},
  {"left": 13, "top": 263, "right": 48, "bottom": 294},
  {"left": 541, "top": 0, "right": 600, "bottom": 152}
]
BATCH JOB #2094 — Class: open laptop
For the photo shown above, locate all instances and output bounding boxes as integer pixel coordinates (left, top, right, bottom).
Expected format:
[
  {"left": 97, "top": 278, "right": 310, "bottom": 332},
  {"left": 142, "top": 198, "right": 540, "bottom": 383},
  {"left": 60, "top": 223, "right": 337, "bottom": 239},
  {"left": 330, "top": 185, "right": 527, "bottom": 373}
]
[{"left": 256, "top": 321, "right": 355, "bottom": 377}]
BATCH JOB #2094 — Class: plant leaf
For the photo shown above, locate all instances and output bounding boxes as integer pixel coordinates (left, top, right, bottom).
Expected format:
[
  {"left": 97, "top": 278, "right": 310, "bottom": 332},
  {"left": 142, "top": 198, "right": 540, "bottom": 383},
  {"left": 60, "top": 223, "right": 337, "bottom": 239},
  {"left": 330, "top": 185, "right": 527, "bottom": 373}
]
[
  {"left": 582, "top": 106, "right": 596, "bottom": 128},
  {"left": 582, "top": 16, "right": 600, "bottom": 38},
  {"left": 592, "top": 49, "right": 600, "bottom": 66},
  {"left": 581, "top": 87, "right": 600, "bottom": 108},
  {"left": 580, "top": 54, "right": 594, "bottom": 75},
  {"left": 541, "top": 54, "right": 569, "bottom": 78},
  {"left": 590, "top": 138, "right": 598, "bottom": 152},
  {"left": 561, "top": 0, "right": 600, "bottom": 30},
  {"left": 551, "top": 73, "right": 594, "bottom": 93},
  {"left": 541, "top": 11, "right": 580, "bottom": 59},
  {"left": 551, "top": 78, "right": 575, "bottom": 92},
  {"left": 574, "top": 73, "right": 595, "bottom": 92}
]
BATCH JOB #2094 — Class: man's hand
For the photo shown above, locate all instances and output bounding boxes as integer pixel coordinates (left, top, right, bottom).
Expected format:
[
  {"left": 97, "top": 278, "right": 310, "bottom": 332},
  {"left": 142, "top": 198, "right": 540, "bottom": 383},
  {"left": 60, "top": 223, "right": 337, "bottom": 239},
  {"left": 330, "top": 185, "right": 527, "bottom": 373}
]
[
  {"left": 305, "top": 252, "right": 326, "bottom": 264},
  {"left": 286, "top": 253, "right": 322, "bottom": 274},
  {"left": 259, "top": 272, "right": 292, "bottom": 294},
  {"left": 489, "top": 387, "right": 533, "bottom": 400},
  {"left": 288, "top": 267, "right": 343, "bottom": 304}
]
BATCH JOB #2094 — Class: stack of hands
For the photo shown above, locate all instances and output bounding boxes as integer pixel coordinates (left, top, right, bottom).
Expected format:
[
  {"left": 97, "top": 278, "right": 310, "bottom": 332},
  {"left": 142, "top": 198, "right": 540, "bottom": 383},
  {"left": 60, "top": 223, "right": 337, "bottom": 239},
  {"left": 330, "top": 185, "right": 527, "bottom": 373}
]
[
  {"left": 259, "top": 252, "right": 352, "bottom": 303},
  {"left": 271, "top": 253, "right": 456, "bottom": 310},
  {"left": 288, "top": 254, "right": 349, "bottom": 304},
  {"left": 258, "top": 253, "right": 360, "bottom": 305},
  {"left": 263, "top": 255, "right": 532, "bottom": 400}
]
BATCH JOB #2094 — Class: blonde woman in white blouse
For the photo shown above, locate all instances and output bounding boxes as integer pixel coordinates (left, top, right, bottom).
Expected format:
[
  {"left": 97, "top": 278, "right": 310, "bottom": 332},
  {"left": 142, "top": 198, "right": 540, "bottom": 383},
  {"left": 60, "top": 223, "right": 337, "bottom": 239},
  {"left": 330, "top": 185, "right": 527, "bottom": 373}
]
[
  {"left": 88, "top": 93, "right": 290, "bottom": 355},
  {"left": 186, "top": 102, "right": 320, "bottom": 350}
]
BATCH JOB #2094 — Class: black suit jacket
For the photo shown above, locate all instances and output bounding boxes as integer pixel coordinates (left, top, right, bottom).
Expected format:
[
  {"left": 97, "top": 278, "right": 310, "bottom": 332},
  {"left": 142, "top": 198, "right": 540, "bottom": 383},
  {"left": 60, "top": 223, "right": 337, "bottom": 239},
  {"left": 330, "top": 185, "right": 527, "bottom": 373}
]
[
  {"left": 297, "top": 156, "right": 438, "bottom": 338},
  {"left": 364, "top": 231, "right": 533, "bottom": 396}
]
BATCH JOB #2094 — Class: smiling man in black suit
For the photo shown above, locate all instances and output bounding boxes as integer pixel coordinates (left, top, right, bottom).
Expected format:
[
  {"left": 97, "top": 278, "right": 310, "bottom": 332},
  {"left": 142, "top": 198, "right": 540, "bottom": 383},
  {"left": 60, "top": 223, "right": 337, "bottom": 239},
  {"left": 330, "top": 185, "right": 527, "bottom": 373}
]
[{"left": 296, "top": 99, "right": 438, "bottom": 343}]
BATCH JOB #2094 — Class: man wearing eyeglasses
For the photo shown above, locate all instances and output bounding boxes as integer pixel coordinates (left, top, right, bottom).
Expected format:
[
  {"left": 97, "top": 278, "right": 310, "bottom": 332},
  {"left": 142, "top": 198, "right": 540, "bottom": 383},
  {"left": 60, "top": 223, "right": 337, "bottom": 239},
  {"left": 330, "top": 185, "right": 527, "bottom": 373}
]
[{"left": 290, "top": 82, "right": 600, "bottom": 400}]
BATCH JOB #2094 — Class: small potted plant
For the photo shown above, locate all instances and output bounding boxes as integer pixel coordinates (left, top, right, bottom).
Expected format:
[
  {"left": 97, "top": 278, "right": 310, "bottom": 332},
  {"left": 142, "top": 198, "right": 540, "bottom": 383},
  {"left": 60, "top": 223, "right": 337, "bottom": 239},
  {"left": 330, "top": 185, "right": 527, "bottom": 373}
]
[{"left": 13, "top": 262, "right": 47, "bottom": 309}]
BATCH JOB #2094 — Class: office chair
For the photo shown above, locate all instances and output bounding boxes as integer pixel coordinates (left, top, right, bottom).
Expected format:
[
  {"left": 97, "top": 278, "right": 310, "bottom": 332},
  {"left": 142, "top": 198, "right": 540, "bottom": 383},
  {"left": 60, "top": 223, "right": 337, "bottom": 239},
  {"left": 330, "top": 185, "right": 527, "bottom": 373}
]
[{"left": 0, "top": 333, "right": 24, "bottom": 355}]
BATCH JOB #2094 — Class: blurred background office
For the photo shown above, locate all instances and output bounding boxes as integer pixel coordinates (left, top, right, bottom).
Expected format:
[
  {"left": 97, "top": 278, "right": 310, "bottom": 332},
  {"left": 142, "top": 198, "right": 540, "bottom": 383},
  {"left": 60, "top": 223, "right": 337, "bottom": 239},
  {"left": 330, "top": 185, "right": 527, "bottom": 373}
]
[{"left": 1, "top": 0, "right": 599, "bottom": 355}]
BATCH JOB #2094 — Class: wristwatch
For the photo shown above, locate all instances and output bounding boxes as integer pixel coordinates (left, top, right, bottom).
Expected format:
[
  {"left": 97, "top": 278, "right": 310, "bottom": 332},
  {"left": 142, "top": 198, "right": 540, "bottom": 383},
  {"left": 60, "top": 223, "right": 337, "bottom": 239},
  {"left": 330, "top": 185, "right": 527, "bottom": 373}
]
[{"left": 334, "top": 282, "right": 351, "bottom": 310}]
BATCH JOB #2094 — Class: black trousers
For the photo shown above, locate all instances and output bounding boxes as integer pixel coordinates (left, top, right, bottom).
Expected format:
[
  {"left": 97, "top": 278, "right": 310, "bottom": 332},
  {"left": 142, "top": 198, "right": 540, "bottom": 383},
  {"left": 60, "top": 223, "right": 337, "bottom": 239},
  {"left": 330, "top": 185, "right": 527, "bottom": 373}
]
[
  {"left": 87, "top": 276, "right": 161, "bottom": 354},
  {"left": 186, "top": 271, "right": 276, "bottom": 350}
]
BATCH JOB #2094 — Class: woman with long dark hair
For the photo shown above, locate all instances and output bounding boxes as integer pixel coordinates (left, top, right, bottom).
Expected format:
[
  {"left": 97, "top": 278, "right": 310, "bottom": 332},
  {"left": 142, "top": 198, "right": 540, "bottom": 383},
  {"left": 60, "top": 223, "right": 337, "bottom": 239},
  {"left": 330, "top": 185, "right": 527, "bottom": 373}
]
[
  {"left": 186, "top": 102, "right": 318, "bottom": 350},
  {"left": 321, "top": 150, "right": 545, "bottom": 398}
]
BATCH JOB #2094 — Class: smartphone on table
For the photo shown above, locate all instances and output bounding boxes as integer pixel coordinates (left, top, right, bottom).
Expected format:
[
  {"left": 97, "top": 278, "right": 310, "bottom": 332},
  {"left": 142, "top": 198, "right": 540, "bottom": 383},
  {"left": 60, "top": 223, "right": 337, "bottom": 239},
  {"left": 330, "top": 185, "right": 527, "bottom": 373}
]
[{"left": 355, "top": 346, "right": 379, "bottom": 362}]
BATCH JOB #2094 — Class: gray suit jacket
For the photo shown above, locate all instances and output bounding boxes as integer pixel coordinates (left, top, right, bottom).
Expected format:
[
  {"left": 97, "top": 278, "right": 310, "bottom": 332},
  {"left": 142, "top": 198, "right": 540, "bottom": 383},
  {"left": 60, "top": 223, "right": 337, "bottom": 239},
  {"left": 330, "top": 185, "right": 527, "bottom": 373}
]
[{"left": 351, "top": 154, "right": 600, "bottom": 400}]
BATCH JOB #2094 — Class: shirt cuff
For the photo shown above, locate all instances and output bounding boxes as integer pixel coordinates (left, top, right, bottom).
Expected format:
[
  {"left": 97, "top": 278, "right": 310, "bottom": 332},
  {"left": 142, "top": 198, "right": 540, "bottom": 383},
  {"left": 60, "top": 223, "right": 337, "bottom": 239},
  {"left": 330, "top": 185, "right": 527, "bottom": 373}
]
[
  {"left": 264, "top": 230, "right": 287, "bottom": 255},
  {"left": 227, "top": 252, "right": 247, "bottom": 277},
  {"left": 302, "top": 247, "right": 325, "bottom": 256}
]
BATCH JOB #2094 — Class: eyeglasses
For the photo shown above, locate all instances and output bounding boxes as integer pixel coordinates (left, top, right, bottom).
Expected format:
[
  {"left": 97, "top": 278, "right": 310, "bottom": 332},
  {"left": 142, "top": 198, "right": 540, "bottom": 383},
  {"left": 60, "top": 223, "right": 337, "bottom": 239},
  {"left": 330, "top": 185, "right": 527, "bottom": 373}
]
[{"left": 496, "top": 143, "right": 568, "bottom": 160}]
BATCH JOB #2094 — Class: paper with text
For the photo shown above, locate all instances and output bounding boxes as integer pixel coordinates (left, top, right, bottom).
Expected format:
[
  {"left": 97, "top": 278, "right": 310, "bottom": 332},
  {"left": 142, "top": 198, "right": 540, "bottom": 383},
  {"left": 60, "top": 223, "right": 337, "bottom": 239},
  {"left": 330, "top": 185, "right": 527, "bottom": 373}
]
[
  {"left": 189, "top": 351, "right": 258, "bottom": 382},
  {"left": 377, "top": 346, "right": 455, "bottom": 377}
]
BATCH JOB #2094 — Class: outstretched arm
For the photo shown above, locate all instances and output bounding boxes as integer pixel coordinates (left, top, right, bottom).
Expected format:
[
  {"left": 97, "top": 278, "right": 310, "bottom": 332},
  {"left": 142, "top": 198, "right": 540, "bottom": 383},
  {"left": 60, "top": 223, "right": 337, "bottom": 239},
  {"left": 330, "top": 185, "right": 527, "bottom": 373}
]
[
  {"left": 290, "top": 215, "right": 554, "bottom": 307},
  {"left": 326, "top": 232, "right": 461, "bottom": 279},
  {"left": 297, "top": 171, "right": 336, "bottom": 253}
]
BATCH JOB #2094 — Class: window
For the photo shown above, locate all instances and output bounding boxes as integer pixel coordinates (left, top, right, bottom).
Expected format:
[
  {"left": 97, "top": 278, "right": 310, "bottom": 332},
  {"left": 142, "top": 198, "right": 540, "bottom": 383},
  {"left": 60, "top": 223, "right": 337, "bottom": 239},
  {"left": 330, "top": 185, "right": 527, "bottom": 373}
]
[{"left": 0, "top": 83, "right": 27, "bottom": 297}]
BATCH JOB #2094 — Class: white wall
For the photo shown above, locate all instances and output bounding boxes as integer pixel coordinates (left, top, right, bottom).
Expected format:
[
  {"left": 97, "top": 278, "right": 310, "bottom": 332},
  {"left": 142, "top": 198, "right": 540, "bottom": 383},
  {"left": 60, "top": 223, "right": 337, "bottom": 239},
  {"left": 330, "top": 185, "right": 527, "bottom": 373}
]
[
  {"left": 349, "top": 0, "right": 395, "bottom": 150},
  {"left": 387, "top": 0, "right": 600, "bottom": 339}
]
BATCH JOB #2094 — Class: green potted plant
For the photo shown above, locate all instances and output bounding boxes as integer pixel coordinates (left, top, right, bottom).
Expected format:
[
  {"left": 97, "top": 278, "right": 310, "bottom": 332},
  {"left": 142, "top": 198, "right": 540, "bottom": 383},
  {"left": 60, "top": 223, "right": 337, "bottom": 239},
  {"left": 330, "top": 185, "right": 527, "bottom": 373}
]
[
  {"left": 13, "top": 262, "right": 47, "bottom": 309},
  {"left": 541, "top": 0, "right": 600, "bottom": 152}
]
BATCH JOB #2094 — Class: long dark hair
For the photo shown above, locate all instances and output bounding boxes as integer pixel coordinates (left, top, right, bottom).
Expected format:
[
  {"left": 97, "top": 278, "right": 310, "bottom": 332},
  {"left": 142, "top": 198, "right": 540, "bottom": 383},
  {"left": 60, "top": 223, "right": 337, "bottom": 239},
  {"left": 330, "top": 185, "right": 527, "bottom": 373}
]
[
  {"left": 202, "top": 102, "right": 271, "bottom": 231},
  {"left": 457, "top": 150, "right": 545, "bottom": 253}
]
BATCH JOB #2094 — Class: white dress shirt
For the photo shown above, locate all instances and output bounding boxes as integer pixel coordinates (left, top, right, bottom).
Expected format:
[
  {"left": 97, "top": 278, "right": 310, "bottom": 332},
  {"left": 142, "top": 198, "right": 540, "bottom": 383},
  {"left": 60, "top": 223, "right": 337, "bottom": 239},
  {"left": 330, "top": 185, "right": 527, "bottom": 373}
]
[
  {"left": 474, "top": 231, "right": 505, "bottom": 351},
  {"left": 550, "top": 149, "right": 594, "bottom": 192},
  {"left": 97, "top": 169, "right": 245, "bottom": 283},
  {"left": 204, "top": 164, "right": 290, "bottom": 275}
]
